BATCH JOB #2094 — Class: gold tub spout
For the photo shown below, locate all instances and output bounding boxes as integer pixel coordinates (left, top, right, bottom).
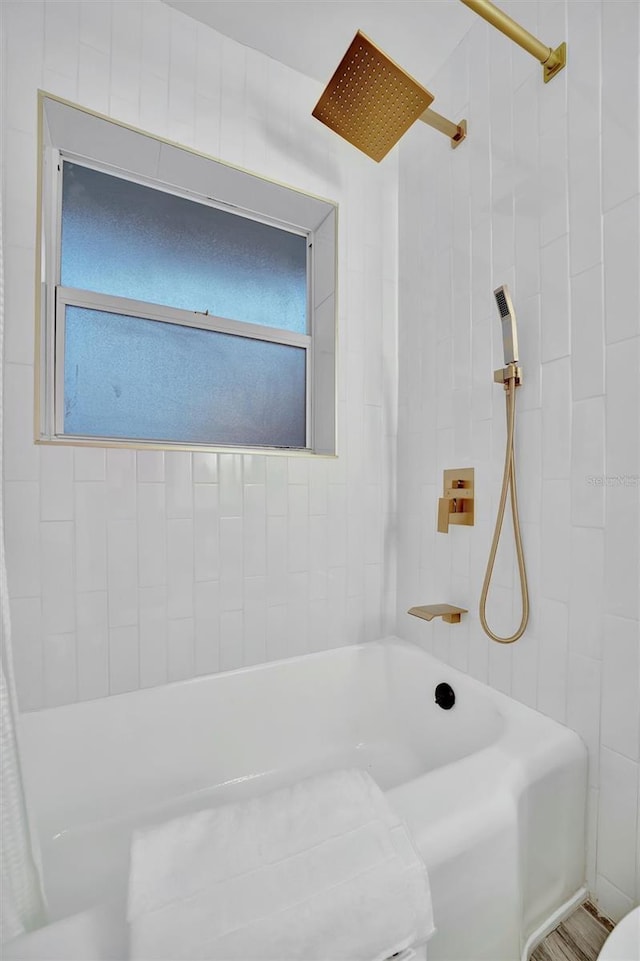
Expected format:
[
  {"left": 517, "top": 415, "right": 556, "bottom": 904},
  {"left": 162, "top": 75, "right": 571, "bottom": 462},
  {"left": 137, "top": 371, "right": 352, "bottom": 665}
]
[{"left": 408, "top": 605, "right": 468, "bottom": 625}]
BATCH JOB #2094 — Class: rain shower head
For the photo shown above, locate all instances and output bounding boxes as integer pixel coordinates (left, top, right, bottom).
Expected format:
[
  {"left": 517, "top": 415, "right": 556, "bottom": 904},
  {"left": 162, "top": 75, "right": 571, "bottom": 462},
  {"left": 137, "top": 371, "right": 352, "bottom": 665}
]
[
  {"left": 494, "top": 285, "right": 520, "bottom": 366},
  {"left": 312, "top": 31, "right": 466, "bottom": 161},
  {"left": 312, "top": 31, "right": 434, "bottom": 162}
]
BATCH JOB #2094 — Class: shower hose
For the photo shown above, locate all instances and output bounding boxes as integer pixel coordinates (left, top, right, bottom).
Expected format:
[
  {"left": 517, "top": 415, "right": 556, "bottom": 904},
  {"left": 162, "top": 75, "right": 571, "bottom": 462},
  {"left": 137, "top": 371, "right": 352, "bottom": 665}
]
[{"left": 479, "top": 373, "right": 529, "bottom": 643}]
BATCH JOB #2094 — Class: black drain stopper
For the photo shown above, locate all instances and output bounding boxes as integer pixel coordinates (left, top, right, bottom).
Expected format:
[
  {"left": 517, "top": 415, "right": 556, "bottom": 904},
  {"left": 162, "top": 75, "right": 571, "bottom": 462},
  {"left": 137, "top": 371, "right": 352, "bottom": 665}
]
[{"left": 435, "top": 682, "right": 455, "bottom": 710}]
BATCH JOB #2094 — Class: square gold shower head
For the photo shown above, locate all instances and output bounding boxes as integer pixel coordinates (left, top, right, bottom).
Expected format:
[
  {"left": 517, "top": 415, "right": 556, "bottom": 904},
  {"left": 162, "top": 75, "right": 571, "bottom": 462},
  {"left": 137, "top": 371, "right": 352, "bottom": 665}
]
[{"left": 312, "top": 30, "right": 435, "bottom": 163}]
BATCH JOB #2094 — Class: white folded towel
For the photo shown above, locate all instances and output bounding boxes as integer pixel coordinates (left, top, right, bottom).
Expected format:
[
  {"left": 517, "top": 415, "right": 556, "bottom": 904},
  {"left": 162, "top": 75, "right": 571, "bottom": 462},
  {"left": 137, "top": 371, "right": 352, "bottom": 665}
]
[{"left": 127, "top": 768, "right": 434, "bottom": 961}]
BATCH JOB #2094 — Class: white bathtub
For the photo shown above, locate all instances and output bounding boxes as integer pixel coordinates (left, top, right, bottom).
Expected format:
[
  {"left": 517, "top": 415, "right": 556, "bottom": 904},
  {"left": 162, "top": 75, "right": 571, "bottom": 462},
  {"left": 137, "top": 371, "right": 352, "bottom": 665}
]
[{"left": 11, "top": 637, "right": 587, "bottom": 961}]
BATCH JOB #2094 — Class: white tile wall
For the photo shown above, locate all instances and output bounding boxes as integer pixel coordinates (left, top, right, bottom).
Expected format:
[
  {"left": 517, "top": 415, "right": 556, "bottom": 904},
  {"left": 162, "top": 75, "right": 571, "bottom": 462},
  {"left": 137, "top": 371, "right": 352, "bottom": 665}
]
[
  {"left": 2, "top": 0, "right": 397, "bottom": 707},
  {"left": 397, "top": 0, "right": 640, "bottom": 918}
]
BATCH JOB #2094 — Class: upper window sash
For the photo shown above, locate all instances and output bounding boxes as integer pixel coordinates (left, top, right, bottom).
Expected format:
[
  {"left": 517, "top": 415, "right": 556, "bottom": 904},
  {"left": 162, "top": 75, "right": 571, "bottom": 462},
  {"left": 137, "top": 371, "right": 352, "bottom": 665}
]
[{"left": 55, "top": 153, "right": 313, "bottom": 336}]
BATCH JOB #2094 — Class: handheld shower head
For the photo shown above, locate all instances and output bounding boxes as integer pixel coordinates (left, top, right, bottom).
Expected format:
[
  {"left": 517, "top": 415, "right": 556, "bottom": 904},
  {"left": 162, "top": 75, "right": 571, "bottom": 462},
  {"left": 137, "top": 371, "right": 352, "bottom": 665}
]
[{"left": 494, "top": 284, "right": 520, "bottom": 366}]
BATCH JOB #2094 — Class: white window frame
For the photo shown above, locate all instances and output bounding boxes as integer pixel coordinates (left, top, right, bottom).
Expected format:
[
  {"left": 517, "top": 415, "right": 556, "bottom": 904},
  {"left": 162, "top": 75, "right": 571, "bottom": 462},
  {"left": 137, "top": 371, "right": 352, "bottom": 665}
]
[
  {"left": 36, "top": 92, "right": 338, "bottom": 456},
  {"left": 52, "top": 154, "right": 313, "bottom": 448}
]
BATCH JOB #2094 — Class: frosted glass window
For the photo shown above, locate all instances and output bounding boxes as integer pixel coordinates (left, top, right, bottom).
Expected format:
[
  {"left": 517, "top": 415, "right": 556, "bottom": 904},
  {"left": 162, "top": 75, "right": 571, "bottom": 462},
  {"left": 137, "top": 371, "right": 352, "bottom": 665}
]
[
  {"left": 39, "top": 96, "right": 337, "bottom": 453},
  {"left": 63, "top": 306, "right": 306, "bottom": 448},
  {"left": 61, "top": 162, "right": 308, "bottom": 334}
]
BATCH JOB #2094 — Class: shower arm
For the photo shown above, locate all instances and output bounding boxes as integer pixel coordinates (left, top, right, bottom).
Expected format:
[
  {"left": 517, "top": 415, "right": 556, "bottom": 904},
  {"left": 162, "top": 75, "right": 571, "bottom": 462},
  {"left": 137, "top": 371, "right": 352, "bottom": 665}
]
[
  {"left": 418, "top": 108, "right": 467, "bottom": 149},
  {"left": 460, "top": 0, "right": 566, "bottom": 83}
]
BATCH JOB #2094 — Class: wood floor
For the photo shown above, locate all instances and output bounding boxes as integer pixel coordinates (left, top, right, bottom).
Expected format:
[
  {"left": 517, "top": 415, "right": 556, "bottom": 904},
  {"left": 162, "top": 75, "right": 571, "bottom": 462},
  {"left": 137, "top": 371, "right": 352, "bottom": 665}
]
[{"left": 531, "top": 903, "right": 614, "bottom": 961}]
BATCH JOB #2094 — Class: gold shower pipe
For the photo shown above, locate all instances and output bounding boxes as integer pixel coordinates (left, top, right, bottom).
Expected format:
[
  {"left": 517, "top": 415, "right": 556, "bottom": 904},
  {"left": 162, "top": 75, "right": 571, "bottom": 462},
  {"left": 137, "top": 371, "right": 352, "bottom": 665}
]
[
  {"left": 419, "top": 108, "right": 466, "bottom": 149},
  {"left": 460, "top": 0, "right": 566, "bottom": 83}
]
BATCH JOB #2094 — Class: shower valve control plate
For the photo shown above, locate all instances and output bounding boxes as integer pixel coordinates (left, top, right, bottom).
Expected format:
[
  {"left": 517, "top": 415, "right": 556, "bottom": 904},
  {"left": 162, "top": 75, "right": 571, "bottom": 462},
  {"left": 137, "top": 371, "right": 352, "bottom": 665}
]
[{"left": 437, "top": 468, "right": 474, "bottom": 533}]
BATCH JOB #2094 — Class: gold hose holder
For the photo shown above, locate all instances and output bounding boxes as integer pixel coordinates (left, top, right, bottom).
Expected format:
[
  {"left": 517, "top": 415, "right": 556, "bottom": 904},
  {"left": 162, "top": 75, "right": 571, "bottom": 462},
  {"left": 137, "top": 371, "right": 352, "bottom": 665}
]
[
  {"left": 494, "top": 362, "right": 522, "bottom": 388},
  {"left": 460, "top": 0, "right": 566, "bottom": 83}
]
